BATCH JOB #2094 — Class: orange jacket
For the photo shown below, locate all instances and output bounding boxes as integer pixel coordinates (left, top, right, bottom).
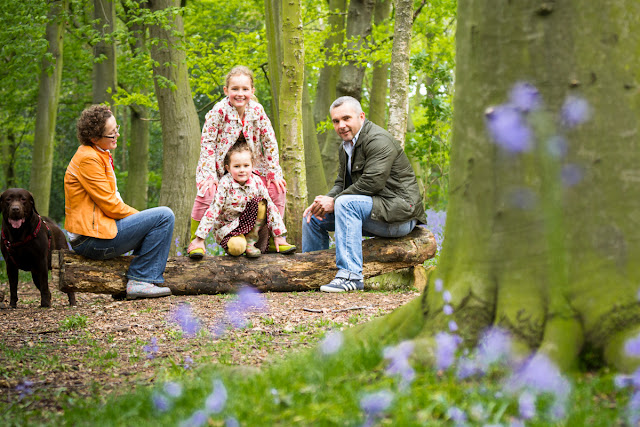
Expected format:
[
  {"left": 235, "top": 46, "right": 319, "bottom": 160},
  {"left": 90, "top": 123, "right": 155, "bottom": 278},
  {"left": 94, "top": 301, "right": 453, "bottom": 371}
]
[{"left": 64, "top": 145, "right": 138, "bottom": 239}]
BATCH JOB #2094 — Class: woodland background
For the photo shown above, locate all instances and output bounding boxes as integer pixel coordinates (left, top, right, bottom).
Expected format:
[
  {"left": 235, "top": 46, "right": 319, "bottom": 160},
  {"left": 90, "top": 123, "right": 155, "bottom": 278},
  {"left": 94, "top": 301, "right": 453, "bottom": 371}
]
[{"left": 0, "top": 0, "right": 455, "bottom": 251}]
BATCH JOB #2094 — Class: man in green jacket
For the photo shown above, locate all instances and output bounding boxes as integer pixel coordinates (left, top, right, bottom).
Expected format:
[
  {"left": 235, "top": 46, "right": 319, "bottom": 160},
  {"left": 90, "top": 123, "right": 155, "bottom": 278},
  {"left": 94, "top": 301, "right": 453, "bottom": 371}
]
[{"left": 302, "top": 96, "right": 426, "bottom": 292}]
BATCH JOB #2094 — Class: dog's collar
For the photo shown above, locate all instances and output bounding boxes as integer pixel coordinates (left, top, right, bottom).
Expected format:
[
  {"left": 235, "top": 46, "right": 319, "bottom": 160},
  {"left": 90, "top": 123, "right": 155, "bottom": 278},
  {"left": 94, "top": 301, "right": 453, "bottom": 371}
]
[{"left": 1, "top": 215, "right": 50, "bottom": 254}]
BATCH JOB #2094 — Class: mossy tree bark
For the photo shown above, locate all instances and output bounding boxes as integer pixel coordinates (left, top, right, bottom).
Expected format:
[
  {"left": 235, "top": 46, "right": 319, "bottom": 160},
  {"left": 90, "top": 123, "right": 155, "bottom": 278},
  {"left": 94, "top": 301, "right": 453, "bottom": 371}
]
[
  {"left": 367, "top": 0, "right": 392, "bottom": 128},
  {"left": 264, "top": 0, "right": 283, "bottom": 139},
  {"left": 303, "top": 71, "right": 327, "bottom": 204},
  {"left": 147, "top": 0, "right": 200, "bottom": 255},
  {"left": 358, "top": 0, "right": 640, "bottom": 373},
  {"left": 92, "top": 0, "right": 116, "bottom": 107},
  {"left": 30, "top": 0, "right": 68, "bottom": 216}
]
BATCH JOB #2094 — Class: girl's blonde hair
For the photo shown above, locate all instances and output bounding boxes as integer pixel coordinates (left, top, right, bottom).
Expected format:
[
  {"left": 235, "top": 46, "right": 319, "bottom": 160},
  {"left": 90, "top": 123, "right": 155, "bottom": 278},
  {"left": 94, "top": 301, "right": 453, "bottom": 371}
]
[{"left": 225, "top": 66, "right": 254, "bottom": 88}]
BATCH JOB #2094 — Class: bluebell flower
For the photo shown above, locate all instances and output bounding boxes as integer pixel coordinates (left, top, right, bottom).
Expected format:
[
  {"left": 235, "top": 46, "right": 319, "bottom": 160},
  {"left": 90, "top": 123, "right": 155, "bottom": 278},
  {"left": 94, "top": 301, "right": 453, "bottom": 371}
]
[
  {"left": 627, "top": 390, "right": 640, "bottom": 426},
  {"left": 485, "top": 105, "right": 533, "bottom": 153},
  {"left": 225, "top": 417, "right": 240, "bottom": 427},
  {"left": 443, "top": 304, "right": 453, "bottom": 315},
  {"left": 614, "top": 374, "right": 632, "bottom": 389},
  {"left": 170, "top": 303, "right": 202, "bottom": 338},
  {"left": 184, "top": 356, "right": 194, "bottom": 370},
  {"left": 509, "top": 82, "right": 542, "bottom": 113},
  {"left": 360, "top": 389, "right": 393, "bottom": 418},
  {"left": 561, "top": 164, "right": 583, "bottom": 187},
  {"left": 560, "top": 95, "right": 591, "bottom": 128},
  {"left": 210, "top": 323, "right": 227, "bottom": 338},
  {"left": 456, "top": 355, "right": 479, "bottom": 379},
  {"left": 143, "top": 337, "right": 159, "bottom": 359},
  {"left": 320, "top": 330, "right": 344, "bottom": 355},
  {"left": 425, "top": 209, "right": 446, "bottom": 251},
  {"left": 434, "top": 278, "right": 444, "bottom": 292},
  {"left": 164, "top": 381, "right": 182, "bottom": 398},
  {"left": 509, "top": 420, "right": 526, "bottom": 427},
  {"left": 152, "top": 392, "right": 172, "bottom": 413},
  {"left": 442, "top": 290, "right": 452, "bottom": 303},
  {"left": 448, "top": 320, "right": 458, "bottom": 332},
  {"left": 16, "top": 380, "right": 34, "bottom": 399},
  {"left": 518, "top": 391, "right": 536, "bottom": 419},
  {"left": 446, "top": 406, "right": 467, "bottom": 424},
  {"left": 205, "top": 379, "right": 227, "bottom": 414},
  {"left": 625, "top": 333, "right": 640, "bottom": 357},
  {"left": 476, "top": 327, "right": 512, "bottom": 370},
  {"left": 383, "top": 341, "right": 415, "bottom": 389},
  {"left": 435, "top": 332, "right": 461, "bottom": 370},
  {"left": 226, "top": 286, "right": 267, "bottom": 329},
  {"left": 505, "top": 354, "right": 571, "bottom": 405},
  {"left": 180, "top": 410, "right": 208, "bottom": 427},
  {"left": 546, "top": 135, "right": 568, "bottom": 159}
]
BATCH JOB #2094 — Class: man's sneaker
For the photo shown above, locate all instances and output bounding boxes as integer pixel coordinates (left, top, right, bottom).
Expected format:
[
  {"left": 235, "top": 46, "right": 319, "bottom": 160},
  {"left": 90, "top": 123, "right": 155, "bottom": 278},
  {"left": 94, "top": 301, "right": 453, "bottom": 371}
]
[
  {"left": 126, "top": 280, "right": 172, "bottom": 300},
  {"left": 320, "top": 277, "right": 364, "bottom": 293}
]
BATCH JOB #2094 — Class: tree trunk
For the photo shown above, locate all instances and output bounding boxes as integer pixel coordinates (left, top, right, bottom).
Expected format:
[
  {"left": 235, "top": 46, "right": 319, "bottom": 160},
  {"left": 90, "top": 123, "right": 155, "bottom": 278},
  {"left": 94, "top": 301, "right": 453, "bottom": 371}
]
[
  {"left": 278, "top": 0, "right": 306, "bottom": 247},
  {"left": 368, "top": 0, "right": 393, "bottom": 127},
  {"left": 30, "top": 0, "right": 68, "bottom": 216},
  {"left": 53, "top": 227, "right": 436, "bottom": 294},
  {"left": 359, "top": 0, "right": 640, "bottom": 373},
  {"left": 1, "top": 133, "right": 18, "bottom": 188},
  {"left": 314, "top": 0, "right": 346, "bottom": 188},
  {"left": 147, "top": 0, "right": 200, "bottom": 255},
  {"left": 387, "top": 0, "right": 413, "bottom": 146},
  {"left": 303, "top": 71, "right": 327, "bottom": 204},
  {"left": 92, "top": 0, "right": 117, "bottom": 106},
  {"left": 264, "top": 0, "right": 283, "bottom": 139}
]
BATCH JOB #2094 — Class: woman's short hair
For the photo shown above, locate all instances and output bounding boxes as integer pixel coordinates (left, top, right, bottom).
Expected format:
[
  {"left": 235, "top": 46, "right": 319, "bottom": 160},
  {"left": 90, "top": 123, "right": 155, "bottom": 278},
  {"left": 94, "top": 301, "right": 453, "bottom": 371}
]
[{"left": 76, "top": 105, "right": 113, "bottom": 146}]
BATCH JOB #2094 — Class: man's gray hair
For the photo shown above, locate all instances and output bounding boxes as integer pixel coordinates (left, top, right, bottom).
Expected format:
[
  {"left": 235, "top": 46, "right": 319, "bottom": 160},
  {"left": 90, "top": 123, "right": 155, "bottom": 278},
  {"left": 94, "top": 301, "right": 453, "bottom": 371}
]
[{"left": 330, "top": 96, "right": 363, "bottom": 114}]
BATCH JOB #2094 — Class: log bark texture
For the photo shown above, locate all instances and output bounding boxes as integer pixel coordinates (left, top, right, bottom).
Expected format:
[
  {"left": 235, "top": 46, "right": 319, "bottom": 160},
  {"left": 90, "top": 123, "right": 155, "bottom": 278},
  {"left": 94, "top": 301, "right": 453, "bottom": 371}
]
[{"left": 52, "top": 227, "right": 436, "bottom": 295}]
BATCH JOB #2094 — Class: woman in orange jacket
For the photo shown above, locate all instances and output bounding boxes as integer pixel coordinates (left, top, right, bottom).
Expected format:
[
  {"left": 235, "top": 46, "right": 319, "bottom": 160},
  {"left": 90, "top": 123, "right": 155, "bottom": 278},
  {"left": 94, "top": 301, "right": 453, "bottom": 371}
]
[{"left": 64, "top": 105, "right": 175, "bottom": 300}]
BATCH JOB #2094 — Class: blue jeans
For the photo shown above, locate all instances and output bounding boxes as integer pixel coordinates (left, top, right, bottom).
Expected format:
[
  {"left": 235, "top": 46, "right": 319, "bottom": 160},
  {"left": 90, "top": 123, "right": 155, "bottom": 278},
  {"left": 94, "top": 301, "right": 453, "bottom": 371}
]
[
  {"left": 71, "top": 207, "right": 175, "bottom": 284},
  {"left": 302, "top": 195, "right": 417, "bottom": 280}
]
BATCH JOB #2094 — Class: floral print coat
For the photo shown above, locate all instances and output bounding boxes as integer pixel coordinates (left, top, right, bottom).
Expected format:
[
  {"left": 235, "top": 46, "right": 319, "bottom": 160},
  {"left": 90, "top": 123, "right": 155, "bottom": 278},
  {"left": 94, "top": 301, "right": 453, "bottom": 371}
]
[
  {"left": 195, "top": 173, "right": 287, "bottom": 243},
  {"left": 195, "top": 98, "right": 283, "bottom": 197}
]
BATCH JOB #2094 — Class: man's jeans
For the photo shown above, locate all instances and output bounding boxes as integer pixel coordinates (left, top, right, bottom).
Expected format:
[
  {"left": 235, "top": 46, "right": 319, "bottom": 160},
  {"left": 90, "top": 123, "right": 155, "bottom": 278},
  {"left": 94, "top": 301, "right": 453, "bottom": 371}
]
[
  {"left": 302, "top": 195, "right": 416, "bottom": 280},
  {"left": 71, "top": 207, "right": 175, "bottom": 284}
]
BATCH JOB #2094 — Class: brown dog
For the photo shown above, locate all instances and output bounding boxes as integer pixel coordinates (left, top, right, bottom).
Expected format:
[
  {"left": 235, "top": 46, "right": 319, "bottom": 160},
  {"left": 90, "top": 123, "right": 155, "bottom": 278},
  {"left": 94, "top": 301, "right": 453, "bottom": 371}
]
[{"left": 1, "top": 188, "right": 76, "bottom": 308}]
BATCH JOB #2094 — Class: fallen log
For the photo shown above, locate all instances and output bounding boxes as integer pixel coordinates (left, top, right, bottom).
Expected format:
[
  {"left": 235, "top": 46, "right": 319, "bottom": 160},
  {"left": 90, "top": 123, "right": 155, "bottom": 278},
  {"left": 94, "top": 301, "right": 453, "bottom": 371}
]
[{"left": 52, "top": 226, "right": 436, "bottom": 295}]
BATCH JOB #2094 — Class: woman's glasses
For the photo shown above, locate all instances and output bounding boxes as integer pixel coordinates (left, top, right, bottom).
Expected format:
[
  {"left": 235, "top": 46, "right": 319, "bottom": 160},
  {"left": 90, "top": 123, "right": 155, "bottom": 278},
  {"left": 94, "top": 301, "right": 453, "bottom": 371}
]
[{"left": 102, "top": 125, "right": 120, "bottom": 139}]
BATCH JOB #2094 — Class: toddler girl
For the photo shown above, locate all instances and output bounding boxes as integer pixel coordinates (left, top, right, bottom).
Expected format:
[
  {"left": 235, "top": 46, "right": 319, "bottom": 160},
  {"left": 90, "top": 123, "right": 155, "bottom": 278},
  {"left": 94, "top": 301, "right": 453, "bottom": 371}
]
[{"left": 189, "top": 143, "right": 292, "bottom": 257}]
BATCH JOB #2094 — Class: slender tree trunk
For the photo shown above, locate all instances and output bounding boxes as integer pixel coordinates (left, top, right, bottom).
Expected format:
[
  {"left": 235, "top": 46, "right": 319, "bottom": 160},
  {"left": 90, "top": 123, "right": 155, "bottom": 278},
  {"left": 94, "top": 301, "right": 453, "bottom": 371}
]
[
  {"left": 278, "top": 0, "right": 306, "bottom": 247},
  {"left": 147, "top": 0, "right": 200, "bottom": 255},
  {"left": 368, "top": 0, "right": 393, "bottom": 127},
  {"left": 359, "top": 0, "right": 640, "bottom": 373},
  {"left": 314, "top": 0, "right": 346, "bottom": 188},
  {"left": 264, "top": 0, "right": 283, "bottom": 139},
  {"left": 92, "top": 0, "right": 117, "bottom": 106},
  {"left": 30, "top": 0, "right": 68, "bottom": 216},
  {"left": 387, "top": 0, "right": 413, "bottom": 146},
  {"left": 303, "top": 71, "right": 327, "bottom": 204}
]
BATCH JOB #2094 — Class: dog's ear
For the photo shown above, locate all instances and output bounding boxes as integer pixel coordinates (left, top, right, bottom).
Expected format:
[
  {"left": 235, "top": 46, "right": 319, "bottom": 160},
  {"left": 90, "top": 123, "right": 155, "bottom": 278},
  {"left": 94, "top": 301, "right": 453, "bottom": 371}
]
[{"left": 29, "top": 191, "right": 39, "bottom": 215}]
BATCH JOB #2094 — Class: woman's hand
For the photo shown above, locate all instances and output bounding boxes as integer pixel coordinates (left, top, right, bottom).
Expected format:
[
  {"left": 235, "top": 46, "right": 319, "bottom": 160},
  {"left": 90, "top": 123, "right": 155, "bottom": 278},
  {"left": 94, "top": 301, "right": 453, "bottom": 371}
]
[{"left": 267, "top": 177, "right": 287, "bottom": 194}]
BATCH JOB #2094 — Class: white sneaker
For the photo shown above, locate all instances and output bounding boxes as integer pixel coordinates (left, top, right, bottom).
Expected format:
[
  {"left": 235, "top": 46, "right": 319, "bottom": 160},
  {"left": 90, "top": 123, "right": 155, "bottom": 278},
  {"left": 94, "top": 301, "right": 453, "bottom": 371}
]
[{"left": 126, "top": 280, "right": 172, "bottom": 300}]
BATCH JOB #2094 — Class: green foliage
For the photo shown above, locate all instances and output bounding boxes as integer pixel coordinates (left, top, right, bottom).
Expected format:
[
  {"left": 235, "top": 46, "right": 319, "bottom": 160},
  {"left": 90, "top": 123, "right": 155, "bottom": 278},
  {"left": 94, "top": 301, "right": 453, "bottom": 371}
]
[{"left": 59, "top": 314, "right": 89, "bottom": 331}]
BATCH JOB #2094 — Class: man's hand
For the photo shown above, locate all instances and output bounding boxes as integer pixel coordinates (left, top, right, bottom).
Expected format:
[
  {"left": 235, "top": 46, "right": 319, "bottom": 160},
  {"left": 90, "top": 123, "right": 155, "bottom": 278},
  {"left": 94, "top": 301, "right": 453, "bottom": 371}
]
[{"left": 302, "top": 195, "right": 334, "bottom": 223}]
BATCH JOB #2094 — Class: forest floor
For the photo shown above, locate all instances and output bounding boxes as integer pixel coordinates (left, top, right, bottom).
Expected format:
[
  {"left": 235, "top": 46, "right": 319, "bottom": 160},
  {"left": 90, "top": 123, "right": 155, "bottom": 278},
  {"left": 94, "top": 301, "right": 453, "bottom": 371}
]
[{"left": 0, "top": 281, "right": 419, "bottom": 416}]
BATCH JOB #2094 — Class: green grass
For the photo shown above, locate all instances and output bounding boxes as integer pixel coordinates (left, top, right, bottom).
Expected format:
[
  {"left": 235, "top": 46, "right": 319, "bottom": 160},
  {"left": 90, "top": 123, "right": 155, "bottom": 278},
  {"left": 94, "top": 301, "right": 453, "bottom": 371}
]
[{"left": 59, "top": 314, "right": 89, "bottom": 331}]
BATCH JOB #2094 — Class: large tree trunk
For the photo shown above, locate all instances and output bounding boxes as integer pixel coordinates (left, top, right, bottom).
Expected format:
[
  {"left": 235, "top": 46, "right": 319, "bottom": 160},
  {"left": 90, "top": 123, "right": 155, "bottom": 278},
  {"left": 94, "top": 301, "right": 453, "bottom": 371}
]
[
  {"left": 278, "top": 0, "right": 306, "bottom": 246},
  {"left": 53, "top": 227, "right": 436, "bottom": 294},
  {"left": 264, "top": 0, "right": 283, "bottom": 139},
  {"left": 359, "top": 0, "right": 640, "bottom": 373},
  {"left": 92, "top": 0, "right": 117, "bottom": 106},
  {"left": 30, "top": 0, "right": 68, "bottom": 216},
  {"left": 387, "top": 0, "right": 413, "bottom": 146},
  {"left": 314, "top": 0, "right": 346, "bottom": 188},
  {"left": 147, "top": 0, "right": 200, "bottom": 255},
  {"left": 303, "top": 71, "right": 327, "bottom": 204},
  {"left": 367, "top": 0, "right": 392, "bottom": 127}
]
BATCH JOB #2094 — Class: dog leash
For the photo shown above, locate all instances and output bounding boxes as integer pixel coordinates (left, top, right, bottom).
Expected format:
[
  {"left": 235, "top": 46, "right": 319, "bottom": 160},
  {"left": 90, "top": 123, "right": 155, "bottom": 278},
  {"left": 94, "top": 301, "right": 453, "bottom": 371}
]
[{"left": 1, "top": 215, "right": 52, "bottom": 266}]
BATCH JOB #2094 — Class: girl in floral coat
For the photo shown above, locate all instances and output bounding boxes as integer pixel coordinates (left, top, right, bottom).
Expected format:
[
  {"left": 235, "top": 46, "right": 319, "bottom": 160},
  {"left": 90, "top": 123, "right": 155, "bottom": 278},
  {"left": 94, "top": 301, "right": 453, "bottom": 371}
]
[
  {"left": 190, "top": 143, "right": 292, "bottom": 258},
  {"left": 188, "top": 65, "right": 293, "bottom": 258}
]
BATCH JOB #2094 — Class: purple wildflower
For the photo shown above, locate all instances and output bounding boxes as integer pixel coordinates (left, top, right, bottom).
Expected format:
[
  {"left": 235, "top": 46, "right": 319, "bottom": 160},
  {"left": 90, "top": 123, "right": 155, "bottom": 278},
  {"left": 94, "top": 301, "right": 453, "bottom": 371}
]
[
  {"left": 152, "top": 392, "right": 172, "bottom": 413},
  {"left": 16, "top": 380, "right": 34, "bottom": 399},
  {"left": 435, "top": 332, "right": 461, "bottom": 370},
  {"left": 164, "top": 381, "right": 182, "bottom": 398},
  {"left": 226, "top": 286, "right": 267, "bottom": 329},
  {"left": 180, "top": 410, "right": 208, "bottom": 427},
  {"left": 225, "top": 417, "right": 240, "bottom": 427},
  {"left": 456, "top": 356, "right": 479, "bottom": 379},
  {"left": 509, "top": 82, "right": 541, "bottom": 113},
  {"left": 143, "top": 337, "right": 159, "bottom": 359},
  {"left": 510, "top": 420, "right": 526, "bottom": 427},
  {"left": 184, "top": 356, "right": 194, "bottom": 370},
  {"left": 476, "top": 327, "right": 512, "bottom": 370},
  {"left": 446, "top": 406, "right": 467, "bottom": 424},
  {"left": 205, "top": 379, "right": 227, "bottom": 414},
  {"left": 443, "top": 304, "right": 453, "bottom": 315},
  {"left": 210, "top": 322, "right": 227, "bottom": 338},
  {"left": 170, "top": 303, "right": 202, "bottom": 338},
  {"left": 485, "top": 105, "right": 533, "bottom": 153},
  {"left": 448, "top": 320, "right": 458, "bottom": 332},
  {"left": 425, "top": 209, "right": 446, "bottom": 250},
  {"left": 627, "top": 390, "right": 640, "bottom": 426},
  {"left": 360, "top": 389, "right": 393, "bottom": 417},
  {"left": 383, "top": 341, "right": 415, "bottom": 389},
  {"left": 560, "top": 95, "right": 591, "bottom": 128},
  {"left": 518, "top": 391, "right": 536, "bottom": 419},
  {"left": 320, "top": 330, "right": 344, "bottom": 355},
  {"left": 505, "top": 354, "right": 571, "bottom": 401},
  {"left": 546, "top": 136, "right": 568, "bottom": 159},
  {"left": 625, "top": 333, "right": 640, "bottom": 357},
  {"left": 442, "top": 290, "right": 452, "bottom": 303},
  {"left": 434, "top": 278, "right": 444, "bottom": 292},
  {"left": 561, "top": 164, "right": 583, "bottom": 187},
  {"left": 614, "top": 374, "right": 632, "bottom": 389}
]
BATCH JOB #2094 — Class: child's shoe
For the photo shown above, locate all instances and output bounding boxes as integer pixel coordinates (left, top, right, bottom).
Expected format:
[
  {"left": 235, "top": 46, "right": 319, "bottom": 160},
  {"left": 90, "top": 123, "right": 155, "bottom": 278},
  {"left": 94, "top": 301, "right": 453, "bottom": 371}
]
[{"left": 245, "top": 244, "right": 262, "bottom": 258}]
